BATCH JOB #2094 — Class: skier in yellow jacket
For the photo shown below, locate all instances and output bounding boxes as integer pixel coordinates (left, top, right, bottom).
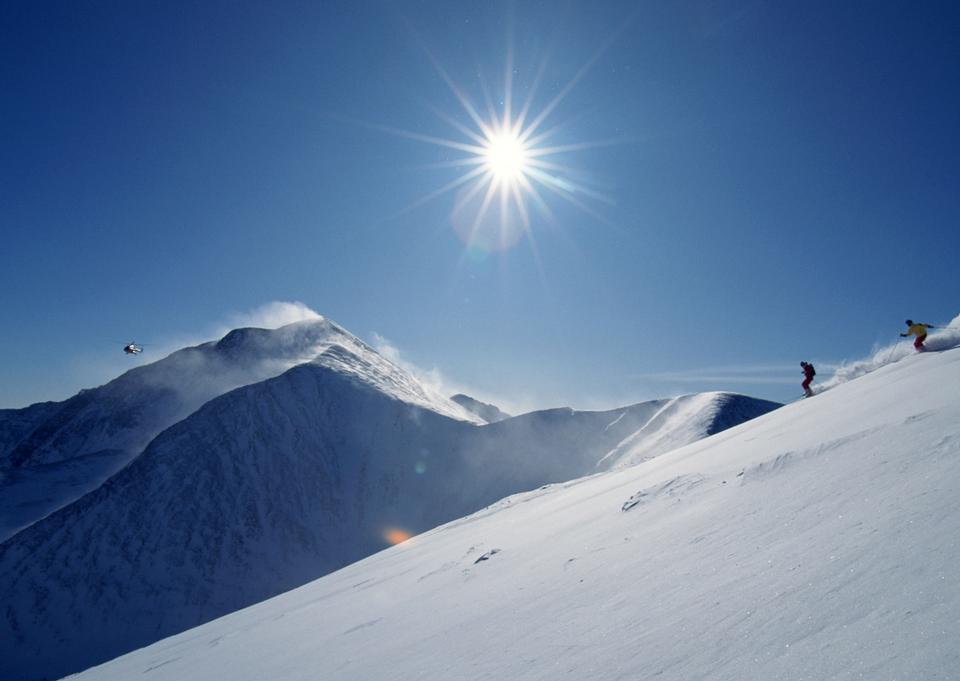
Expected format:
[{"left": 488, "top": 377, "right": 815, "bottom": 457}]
[{"left": 901, "top": 320, "right": 935, "bottom": 351}]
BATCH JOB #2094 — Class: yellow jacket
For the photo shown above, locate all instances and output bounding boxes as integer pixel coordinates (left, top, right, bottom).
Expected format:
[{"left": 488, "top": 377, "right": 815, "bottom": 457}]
[{"left": 905, "top": 323, "right": 932, "bottom": 337}]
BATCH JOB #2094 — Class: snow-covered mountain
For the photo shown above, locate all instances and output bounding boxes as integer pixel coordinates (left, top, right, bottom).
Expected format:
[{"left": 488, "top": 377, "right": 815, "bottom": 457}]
[
  {"left": 461, "top": 392, "right": 779, "bottom": 484},
  {"left": 450, "top": 393, "right": 511, "bottom": 423},
  {"left": 598, "top": 391, "right": 769, "bottom": 469},
  {"left": 0, "top": 318, "right": 478, "bottom": 541},
  {"left": 0, "top": 317, "right": 778, "bottom": 681},
  {"left": 67, "top": 342, "right": 960, "bottom": 681}
]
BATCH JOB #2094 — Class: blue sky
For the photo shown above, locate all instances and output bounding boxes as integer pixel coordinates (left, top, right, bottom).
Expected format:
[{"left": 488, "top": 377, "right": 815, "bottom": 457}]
[{"left": 2, "top": 0, "right": 958, "bottom": 409}]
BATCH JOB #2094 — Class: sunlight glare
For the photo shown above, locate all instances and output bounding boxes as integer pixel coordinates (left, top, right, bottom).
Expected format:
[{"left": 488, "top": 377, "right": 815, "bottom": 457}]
[
  {"left": 383, "top": 33, "right": 618, "bottom": 254},
  {"left": 483, "top": 130, "right": 528, "bottom": 183}
]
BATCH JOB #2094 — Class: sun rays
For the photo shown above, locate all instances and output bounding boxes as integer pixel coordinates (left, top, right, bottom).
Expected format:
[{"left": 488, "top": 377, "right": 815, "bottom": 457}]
[{"left": 376, "top": 33, "right": 620, "bottom": 255}]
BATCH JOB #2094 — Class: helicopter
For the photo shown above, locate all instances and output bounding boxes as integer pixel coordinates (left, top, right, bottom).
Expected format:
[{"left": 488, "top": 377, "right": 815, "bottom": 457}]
[{"left": 123, "top": 342, "right": 144, "bottom": 355}]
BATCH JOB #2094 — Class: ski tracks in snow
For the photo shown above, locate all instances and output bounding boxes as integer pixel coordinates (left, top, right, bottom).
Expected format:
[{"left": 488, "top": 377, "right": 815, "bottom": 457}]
[
  {"left": 620, "top": 474, "right": 707, "bottom": 512},
  {"left": 415, "top": 544, "right": 503, "bottom": 584}
]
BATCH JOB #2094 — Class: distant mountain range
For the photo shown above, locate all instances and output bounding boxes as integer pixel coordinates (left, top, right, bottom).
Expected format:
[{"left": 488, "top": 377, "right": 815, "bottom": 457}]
[{"left": 0, "top": 317, "right": 779, "bottom": 681}]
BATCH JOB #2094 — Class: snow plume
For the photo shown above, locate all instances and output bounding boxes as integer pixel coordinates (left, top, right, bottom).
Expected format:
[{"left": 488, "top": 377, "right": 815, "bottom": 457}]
[
  {"left": 370, "top": 333, "right": 461, "bottom": 401},
  {"left": 123, "top": 304, "right": 332, "bottom": 427},
  {"left": 369, "top": 333, "right": 512, "bottom": 420},
  {"left": 819, "top": 313, "right": 960, "bottom": 391},
  {"left": 221, "top": 301, "right": 322, "bottom": 333},
  {"left": 135, "top": 302, "right": 324, "bottom": 365}
]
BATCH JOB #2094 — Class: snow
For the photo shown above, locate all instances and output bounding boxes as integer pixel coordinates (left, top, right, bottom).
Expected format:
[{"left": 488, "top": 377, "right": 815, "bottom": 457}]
[
  {"left": 818, "top": 313, "right": 960, "bottom": 392},
  {"left": 450, "top": 394, "right": 512, "bottom": 423},
  {"left": 0, "top": 318, "right": 479, "bottom": 541},
  {"left": 64, "top": 343, "right": 960, "bottom": 681},
  {"left": 0, "top": 322, "right": 777, "bottom": 681},
  {"left": 597, "top": 392, "right": 726, "bottom": 468},
  {"left": 308, "top": 342, "right": 481, "bottom": 423}
]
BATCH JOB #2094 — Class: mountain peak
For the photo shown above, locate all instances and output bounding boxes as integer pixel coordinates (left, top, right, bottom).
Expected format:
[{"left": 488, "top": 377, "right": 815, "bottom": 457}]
[
  {"left": 450, "top": 394, "right": 511, "bottom": 423},
  {"left": 0, "top": 315, "right": 478, "bottom": 542},
  {"left": 211, "top": 317, "right": 342, "bottom": 359}
]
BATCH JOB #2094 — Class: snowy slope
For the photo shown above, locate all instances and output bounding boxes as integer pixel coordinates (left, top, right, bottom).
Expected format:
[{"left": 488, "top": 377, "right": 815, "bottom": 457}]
[
  {"left": 0, "top": 318, "right": 479, "bottom": 541},
  {"left": 71, "top": 345, "right": 960, "bottom": 681},
  {"left": 0, "top": 349, "right": 777, "bottom": 681}
]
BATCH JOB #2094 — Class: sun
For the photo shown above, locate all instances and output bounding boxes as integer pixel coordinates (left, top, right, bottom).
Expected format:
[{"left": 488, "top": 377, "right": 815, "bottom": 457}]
[
  {"left": 483, "top": 129, "right": 528, "bottom": 183},
  {"left": 377, "top": 41, "right": 616, "bottom": 253}
]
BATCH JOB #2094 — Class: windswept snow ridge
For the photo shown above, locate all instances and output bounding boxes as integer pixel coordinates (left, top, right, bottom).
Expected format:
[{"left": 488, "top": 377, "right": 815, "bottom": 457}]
[
  {"left": 70, "top": 346, "right": 960, "bottom": 681},
  {"left": 597, "top": 392, "right": 769, "bottom": 469},
  {"left": 309, "top": 343, "right": 480, "bottom": 423}
]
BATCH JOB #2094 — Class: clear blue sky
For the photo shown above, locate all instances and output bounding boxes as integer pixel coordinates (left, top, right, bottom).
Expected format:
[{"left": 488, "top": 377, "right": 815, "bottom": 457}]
[{"left": 2, "top": 0, "right": 958, "bottom": 409}]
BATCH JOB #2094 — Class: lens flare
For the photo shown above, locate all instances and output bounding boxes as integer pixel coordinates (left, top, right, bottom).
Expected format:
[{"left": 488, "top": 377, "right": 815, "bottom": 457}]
[{"left": 384, "top": 528, "right": 413, "bottom": 545}]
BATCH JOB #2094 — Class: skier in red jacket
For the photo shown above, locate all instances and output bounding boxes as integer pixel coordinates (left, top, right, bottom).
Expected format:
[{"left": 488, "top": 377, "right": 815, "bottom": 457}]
[{"left": 800, "top": 361, "right": 816, "bottom": 397}]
